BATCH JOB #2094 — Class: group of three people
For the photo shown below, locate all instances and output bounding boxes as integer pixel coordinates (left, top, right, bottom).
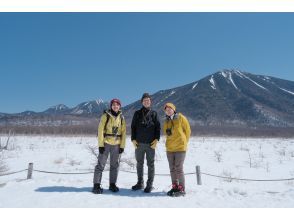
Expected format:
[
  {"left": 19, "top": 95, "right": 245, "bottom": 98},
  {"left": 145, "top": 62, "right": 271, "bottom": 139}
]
[{"left": 92, "top": 93, "right": 191, "bottom": 197}]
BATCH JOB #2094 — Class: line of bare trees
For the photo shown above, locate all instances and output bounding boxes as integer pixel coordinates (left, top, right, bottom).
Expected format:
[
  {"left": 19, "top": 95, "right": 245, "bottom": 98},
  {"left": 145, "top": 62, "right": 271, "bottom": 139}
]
[{"left": 1, "top": 124, "right": 294, "bottom": 137}]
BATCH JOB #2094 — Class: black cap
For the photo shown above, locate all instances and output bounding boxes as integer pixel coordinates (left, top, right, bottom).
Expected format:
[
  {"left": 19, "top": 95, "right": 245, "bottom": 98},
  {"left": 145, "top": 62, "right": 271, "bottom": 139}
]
[{"left": 141, "top": 93, "right": 151, "bottom": 102}]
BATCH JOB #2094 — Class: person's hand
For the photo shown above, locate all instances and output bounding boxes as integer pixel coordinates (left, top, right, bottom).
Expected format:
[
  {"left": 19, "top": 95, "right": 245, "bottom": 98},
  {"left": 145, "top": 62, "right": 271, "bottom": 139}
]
[
  {"left": 132, "top": 140, "right": 138, "bottom": 149},
  {"left": 99, "top": 147, "right": 105, "bottom": 154},
  {"left": 119, "top": 148, "right": 124, "bottom": 154},
  {"left": 150, "top": 139, "right": 158, "bottom": 149}
]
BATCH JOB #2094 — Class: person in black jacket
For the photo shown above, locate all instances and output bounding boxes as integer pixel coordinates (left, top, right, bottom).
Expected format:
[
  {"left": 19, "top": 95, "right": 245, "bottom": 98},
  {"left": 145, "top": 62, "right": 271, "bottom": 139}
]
[{"left": 131, "top": 93, "right": 161, "bottom": 193}]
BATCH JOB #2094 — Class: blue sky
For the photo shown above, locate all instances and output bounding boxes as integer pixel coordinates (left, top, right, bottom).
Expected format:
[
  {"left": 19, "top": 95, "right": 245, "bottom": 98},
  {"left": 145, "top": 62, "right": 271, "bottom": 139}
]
[{"left": 0, "top": 13, "right": 294, "bottom": 113}]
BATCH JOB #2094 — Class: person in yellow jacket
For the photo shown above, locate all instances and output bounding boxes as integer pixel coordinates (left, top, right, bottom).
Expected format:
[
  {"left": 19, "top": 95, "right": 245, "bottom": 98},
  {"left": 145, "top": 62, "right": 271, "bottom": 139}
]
[
  {"left": 92, "top": 98, "right": 126, "bottom": 194},
  {"left": 163, "top": 103, "right": 191, "bottom": 197}
]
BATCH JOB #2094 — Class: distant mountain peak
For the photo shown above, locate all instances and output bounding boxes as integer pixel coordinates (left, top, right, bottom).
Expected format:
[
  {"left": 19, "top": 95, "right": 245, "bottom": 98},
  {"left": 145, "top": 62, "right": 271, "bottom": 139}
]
[
  {"left": 49, "top": 104, "right": 69, "bottom": 111},
  {"left": 210, "top": 69, "right": 272, "bottom": 92},
  {"left": 43, "top": 104, "right": 69, "bottom": 115},
  {"left": 95, "top": 99, "right": 104, "bottom": 105},
  {"left": 70, "top": 99, "right": 108, "bottom": 115},
  {"left": 215, "top": 70, "right": 241, "bottom": 90}
]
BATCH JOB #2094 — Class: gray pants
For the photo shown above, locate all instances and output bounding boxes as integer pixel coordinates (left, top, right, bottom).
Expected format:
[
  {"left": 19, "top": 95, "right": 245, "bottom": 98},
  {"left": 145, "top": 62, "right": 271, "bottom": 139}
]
[
  {"left": 135, "top": 143, "right": 155, "bottom": 187},
  {"left": 167, "top": 152, "right": 186, "bottom": 188},
  {"left": 93, "top": 144, "right": 120, "bottom": 184}
]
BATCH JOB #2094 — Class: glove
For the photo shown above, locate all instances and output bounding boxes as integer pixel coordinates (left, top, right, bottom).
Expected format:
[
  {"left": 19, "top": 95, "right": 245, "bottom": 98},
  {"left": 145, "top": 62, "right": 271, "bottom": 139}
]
[
  {"left": 99, "top": 147, "right": 105, "bottom": 154},
  {"left": 119, "top": 148, "right": 124, "bottom": 154},
  {"left": 150, "top": 139, "right": 158, "bottom": 149},
  {"left": 132, "top": 140, "right": 138, "bottom": 149}
]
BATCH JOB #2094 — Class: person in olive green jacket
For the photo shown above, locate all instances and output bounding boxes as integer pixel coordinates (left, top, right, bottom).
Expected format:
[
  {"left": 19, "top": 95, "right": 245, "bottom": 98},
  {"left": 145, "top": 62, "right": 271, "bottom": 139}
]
[
  {"left": 163, "top": 103, "right": 191, "bottom": 197},
  {"left": 92, "top": 98, "right": 126, "bottom": 194}
]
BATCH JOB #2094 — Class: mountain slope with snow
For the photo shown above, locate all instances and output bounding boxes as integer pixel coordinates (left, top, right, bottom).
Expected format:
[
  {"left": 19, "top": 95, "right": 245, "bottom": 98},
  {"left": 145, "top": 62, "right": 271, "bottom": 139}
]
[
  {"left": 124, "top": 69, "right": 294, "bottom": 128},
  {"left": 1, "top": 70, "right": 294, "bottom": 135},
  {"left": 43, "top": 104, "right": 70, "bottom": 115},
  {"left": 70, "top": 99, "right": 108, "bottom": 116}
]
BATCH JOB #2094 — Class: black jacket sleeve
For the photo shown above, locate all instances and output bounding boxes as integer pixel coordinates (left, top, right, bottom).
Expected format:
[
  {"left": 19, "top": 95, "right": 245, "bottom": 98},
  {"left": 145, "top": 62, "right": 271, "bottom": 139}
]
[
  {"left": 131, "top": 111, "right": 137, "bottom": 141},
  {"left": 154, "top": 111, "right": 161, "bottom": 141}
]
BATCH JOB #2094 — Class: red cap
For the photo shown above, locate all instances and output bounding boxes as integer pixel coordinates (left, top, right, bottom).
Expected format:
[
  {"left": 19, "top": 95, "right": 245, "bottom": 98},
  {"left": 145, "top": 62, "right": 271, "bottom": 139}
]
[{"left": 110, "top": 98, "right": 121, "bottom": 107}]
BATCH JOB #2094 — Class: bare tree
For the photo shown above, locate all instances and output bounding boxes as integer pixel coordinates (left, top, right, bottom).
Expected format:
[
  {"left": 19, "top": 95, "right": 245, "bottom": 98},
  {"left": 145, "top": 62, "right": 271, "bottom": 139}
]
[
  {"left": 259, "top": 151, "right": 265, "bottom": 162},
  {"left": 0, "top": 130, "right": 12, "bottom": 151},
  {"left": 85, "top": 145, "right": 135, "bottom": 170},
  {"left": 266, "top": 161, "right": 270, "bottom": 173},
  {"left": 246, "top": 149, "right": 252, "bottom": 168},
  {"left": 0, "top": 154, "right": 8, "bottom": 174},
  {"left": 119, "top": 157, "right": 136, "bottom": 170},
  {"left": 86, "top": 145, "right": 99, "bottom": 160}
]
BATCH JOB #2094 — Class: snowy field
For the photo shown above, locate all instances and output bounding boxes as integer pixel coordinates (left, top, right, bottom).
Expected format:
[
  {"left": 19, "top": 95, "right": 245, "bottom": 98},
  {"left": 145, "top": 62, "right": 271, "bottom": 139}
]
[{"left": 1, "top": 135, "right": 294, "bottom": 208}]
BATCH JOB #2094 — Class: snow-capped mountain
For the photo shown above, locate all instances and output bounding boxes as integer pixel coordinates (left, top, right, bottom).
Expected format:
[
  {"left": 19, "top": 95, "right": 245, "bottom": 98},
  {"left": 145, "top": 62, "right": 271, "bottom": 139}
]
[
  {"left": 0, "top": 99, "right": 108, "bottom": 127},
  {"left": 0, "top": 99, "right": 109, "bottom": 132},
  {"left": 123, "top": 69, "right": 294, "bottom": 127},
  {"left": 70, "top": 99, "right": 108, "bottom": 115},
  {"left": 15, "top": 99, "right": 109, "bottom": 116},
  {"left": 43, "top": 104, "right": 70, "bottom": 115},
  {"left": 1, "top": 70, "right": 294, "bottom": 135},
  {"left": 17, "top": 111, "right": 39, "bottom": 116}
]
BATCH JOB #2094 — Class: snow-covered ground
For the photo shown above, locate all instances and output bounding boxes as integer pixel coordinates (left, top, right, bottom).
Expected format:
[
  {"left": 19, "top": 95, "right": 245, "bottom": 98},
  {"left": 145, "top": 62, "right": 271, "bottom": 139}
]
[{"left": 1, "top": 135, "right": 294, "bottom": 208}]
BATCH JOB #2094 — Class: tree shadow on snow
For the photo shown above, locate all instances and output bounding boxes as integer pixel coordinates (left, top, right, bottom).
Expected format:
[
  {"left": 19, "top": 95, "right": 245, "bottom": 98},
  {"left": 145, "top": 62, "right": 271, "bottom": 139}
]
[{"left": 35, "top": 186, "right": 167, "bottom": 197}]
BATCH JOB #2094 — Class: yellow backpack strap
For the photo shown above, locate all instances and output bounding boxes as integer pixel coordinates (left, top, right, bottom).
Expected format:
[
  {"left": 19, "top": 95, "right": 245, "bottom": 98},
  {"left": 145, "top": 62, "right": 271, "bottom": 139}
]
[
  {"left": 103, "top": 111, "right": 110, "bottom": 133},
  {"left": 120, "top": 114, "right": 125, "bottom": 126}
]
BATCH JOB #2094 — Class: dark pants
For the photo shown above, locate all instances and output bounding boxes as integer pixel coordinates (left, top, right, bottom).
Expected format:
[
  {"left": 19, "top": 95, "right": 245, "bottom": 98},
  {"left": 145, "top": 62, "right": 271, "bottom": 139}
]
[
  {"left": 135, "top": 143, "right": 155, "bottom": 187},
  {"left": 93, "top": 144, "right": 120, "bottom": 184}
]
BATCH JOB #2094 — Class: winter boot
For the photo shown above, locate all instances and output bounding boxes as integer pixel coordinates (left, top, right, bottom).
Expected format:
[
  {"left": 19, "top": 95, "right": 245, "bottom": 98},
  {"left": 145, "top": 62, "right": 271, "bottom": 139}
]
[
  {"left": 131, "top": 182, "right": 144, "bottom": 191},
  {"left": 173, "top": 184, "right": 186, "bottom": 197},
  {"left": 92, "top": 183, "right": 103, "bottom": 194},
  {"left": 109, "top": 183, "right": 119, "bottom": 192},
  {"left": 144, "top": 185, "right": 154, "bottom": 193},
  {"left": 167, "top": 184, "right": 178, "bottom": 197}
]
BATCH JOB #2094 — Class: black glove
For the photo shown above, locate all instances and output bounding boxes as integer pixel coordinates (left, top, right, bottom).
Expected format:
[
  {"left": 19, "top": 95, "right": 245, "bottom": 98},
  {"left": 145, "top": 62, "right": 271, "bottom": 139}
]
[
  {"left": 119, "top": 148, "right": 124, "bottom": 154},
  {"left": 99, "top": 147, "right": 105, "bottom": 154}
]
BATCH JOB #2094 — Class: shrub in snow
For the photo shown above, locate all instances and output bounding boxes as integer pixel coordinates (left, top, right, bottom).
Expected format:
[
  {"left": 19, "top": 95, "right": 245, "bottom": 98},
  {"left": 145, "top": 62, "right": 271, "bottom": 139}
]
[
  {"left": 54, "top": 157, "right": 64, "bottom": 165},
  {"left": 265, "top": 162, "right": 270, "bottom": 173},
  {"left": 245, "top": 149, "right": 253, "bottom": 168},
  {"left": 0, "top": 154, "right": 8, "bottom": 174},
  {"left": 119, "top": 157, "right": 135, "bottom": 170},
  {"left": 68, "top": 158, "right": 81, "bottom": 166},
  {"left": 214, "top": 150, "right": 223, "bottom": 163},
  {"left": 259, "top": 152, "right": 266, "bottom": 162},
  {"left": 221, "top": 170, "right": 234, "bottom": 183},
  {"left": 85, "top": 145, "right": 99, "bottom": 159},
  {"left": 277, "top": 148, "right": 286, "bottom": 157}
]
